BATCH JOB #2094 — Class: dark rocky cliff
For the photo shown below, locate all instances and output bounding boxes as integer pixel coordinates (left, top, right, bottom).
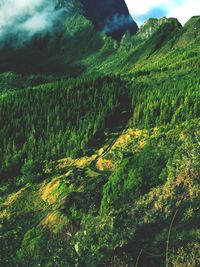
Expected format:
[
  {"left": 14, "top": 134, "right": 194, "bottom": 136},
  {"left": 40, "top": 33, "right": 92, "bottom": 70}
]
[{"left": 79, "top": 0, "right": 138, "bottom": 39}]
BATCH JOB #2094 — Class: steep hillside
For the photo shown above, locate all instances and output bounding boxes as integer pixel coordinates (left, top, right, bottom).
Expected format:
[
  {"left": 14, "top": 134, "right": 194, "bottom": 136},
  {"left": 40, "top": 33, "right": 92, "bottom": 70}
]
[
  {"left": 0, "top": 67, "right": 199, "bottom": 267},
  {"left": 1, "top": 119, "right": 199, "bottom": 266},
  {"left": 0, "top": 5, "right": 200, "bottom": 267}
]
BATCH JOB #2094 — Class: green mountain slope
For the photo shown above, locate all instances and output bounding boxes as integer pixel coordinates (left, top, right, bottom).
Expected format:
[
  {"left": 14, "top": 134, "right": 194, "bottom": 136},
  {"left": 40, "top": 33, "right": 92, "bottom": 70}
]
[{"left": 0, "top": 12, "right": 200, "bottom": 267}]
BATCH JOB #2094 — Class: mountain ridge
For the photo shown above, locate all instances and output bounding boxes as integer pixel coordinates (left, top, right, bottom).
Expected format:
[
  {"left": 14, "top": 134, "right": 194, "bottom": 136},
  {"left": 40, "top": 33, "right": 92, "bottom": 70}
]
[{"left": 0, "top": 11, "right": 199, "bottom": 76}]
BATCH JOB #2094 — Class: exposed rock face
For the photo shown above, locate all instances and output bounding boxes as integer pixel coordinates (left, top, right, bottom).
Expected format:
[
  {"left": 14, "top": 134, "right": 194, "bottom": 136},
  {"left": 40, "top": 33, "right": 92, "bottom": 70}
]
[
  {"left": 79, "top": 0, "right": 138, "bottom": 39},
  {"left": 120, "top": 17, "right": 182, "bottom": 51},
  {"left": 137, "top": 17, "right": 181, "bottom": 40}
]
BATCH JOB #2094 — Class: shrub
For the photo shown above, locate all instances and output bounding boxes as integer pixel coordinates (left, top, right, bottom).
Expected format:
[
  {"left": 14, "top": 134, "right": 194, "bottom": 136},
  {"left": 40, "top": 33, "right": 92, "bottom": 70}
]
[{"left": 21, "top": 160, "right": 45, "bottom": 183}]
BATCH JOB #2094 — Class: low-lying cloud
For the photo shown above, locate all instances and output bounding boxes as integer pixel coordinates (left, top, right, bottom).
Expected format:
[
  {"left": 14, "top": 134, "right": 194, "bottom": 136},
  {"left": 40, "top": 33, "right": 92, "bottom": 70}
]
[
  {"left": 0, "top": 0, "right": 66, "bottom": 47},
  {"left": 103, "top": 14, "right": 134, "bottom": 34}
]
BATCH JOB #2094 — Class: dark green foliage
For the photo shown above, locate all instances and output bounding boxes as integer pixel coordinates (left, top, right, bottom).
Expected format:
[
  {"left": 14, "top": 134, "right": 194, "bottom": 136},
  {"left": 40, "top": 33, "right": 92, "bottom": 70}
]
[
  {"left": 0, "top": 75, "right": 130, "bottom": 178},
  {"left": 101, "top": 158, "right": 143, "bottom": 211},
  {"left": 16, "top": 228, "right": 46, "bottom": 266},
  {"left": 130, "top": 73, "right": 200, "bottom": 128},
  {"left": 21, "top": 160, "right": 45, "bottom": 184}
]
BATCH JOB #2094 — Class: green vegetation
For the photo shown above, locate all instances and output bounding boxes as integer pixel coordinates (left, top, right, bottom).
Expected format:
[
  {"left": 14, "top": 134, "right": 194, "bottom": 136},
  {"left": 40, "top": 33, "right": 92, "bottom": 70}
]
[
  {"left": 0, "top": 14, "right": 200, "bottom": 267},
  {"left": 0, "top": 75, "right": 130, "bottom": 179}
]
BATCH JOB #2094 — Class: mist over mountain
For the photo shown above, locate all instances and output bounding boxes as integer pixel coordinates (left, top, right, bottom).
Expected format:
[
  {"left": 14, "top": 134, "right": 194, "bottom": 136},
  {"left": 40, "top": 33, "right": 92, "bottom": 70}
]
[
  {"left": 0, "top": 0, "right": 139, "bottom": 74},
  {"left": 0, "top": 0, "right": 68, "bottom": 47},
  {"left": 0, "top": 0, "right": 138, "bottom": 48}
]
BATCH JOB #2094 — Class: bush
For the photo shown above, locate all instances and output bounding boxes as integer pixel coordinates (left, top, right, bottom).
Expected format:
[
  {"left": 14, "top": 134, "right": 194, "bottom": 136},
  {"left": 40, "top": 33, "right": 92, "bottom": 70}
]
[
  {"left": 21, "top": 160, "right": 45, "bottom": 183},
  {"left": 17, "top": 228, "right": 46, "bottom": 266}
]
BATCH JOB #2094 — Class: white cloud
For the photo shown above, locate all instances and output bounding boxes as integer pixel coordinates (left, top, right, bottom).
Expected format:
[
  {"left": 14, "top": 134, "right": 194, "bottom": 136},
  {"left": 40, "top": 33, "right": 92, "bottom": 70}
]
[
  {"left": 167, "top": 0, "right": 200, "bottom": 25},
  {"left": 126, "top": 0, "right": 170, "bottom": 16},
  {"left": 0, "top": 0, "right": 49, "bottom": 32},
  {"left": 125, "top": 0, "right": 200, "bottom": 25},
  {"left": 0, "top": 0, "right": 65, "bottom": 45}
]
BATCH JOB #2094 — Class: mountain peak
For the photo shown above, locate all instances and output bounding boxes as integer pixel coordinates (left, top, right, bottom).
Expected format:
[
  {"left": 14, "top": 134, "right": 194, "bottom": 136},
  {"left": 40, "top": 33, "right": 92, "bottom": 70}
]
[{"left": 137, "top": 17, "right": 181, "bottom": 40}]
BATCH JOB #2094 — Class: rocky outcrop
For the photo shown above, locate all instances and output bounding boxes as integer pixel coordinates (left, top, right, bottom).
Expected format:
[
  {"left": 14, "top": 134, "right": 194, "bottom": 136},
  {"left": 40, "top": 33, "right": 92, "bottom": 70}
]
[{"left": 137, "top": 17, "right": 181, "bottom": 40}]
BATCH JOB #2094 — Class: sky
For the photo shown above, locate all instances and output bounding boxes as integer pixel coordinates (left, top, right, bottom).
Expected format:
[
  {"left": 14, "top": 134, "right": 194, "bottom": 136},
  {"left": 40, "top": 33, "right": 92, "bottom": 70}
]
[{"left": 125, "top": 0, "right": 200, "bottom": 26}]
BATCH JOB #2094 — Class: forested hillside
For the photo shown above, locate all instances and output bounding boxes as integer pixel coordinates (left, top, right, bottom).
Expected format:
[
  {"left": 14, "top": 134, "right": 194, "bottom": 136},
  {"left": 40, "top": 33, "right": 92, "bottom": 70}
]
[
  {"left": 0, "top": 76, "right": 130, "bottom": 178},
  {"left": 0, "top": 4, "right": 199, "bottom": 267}
]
